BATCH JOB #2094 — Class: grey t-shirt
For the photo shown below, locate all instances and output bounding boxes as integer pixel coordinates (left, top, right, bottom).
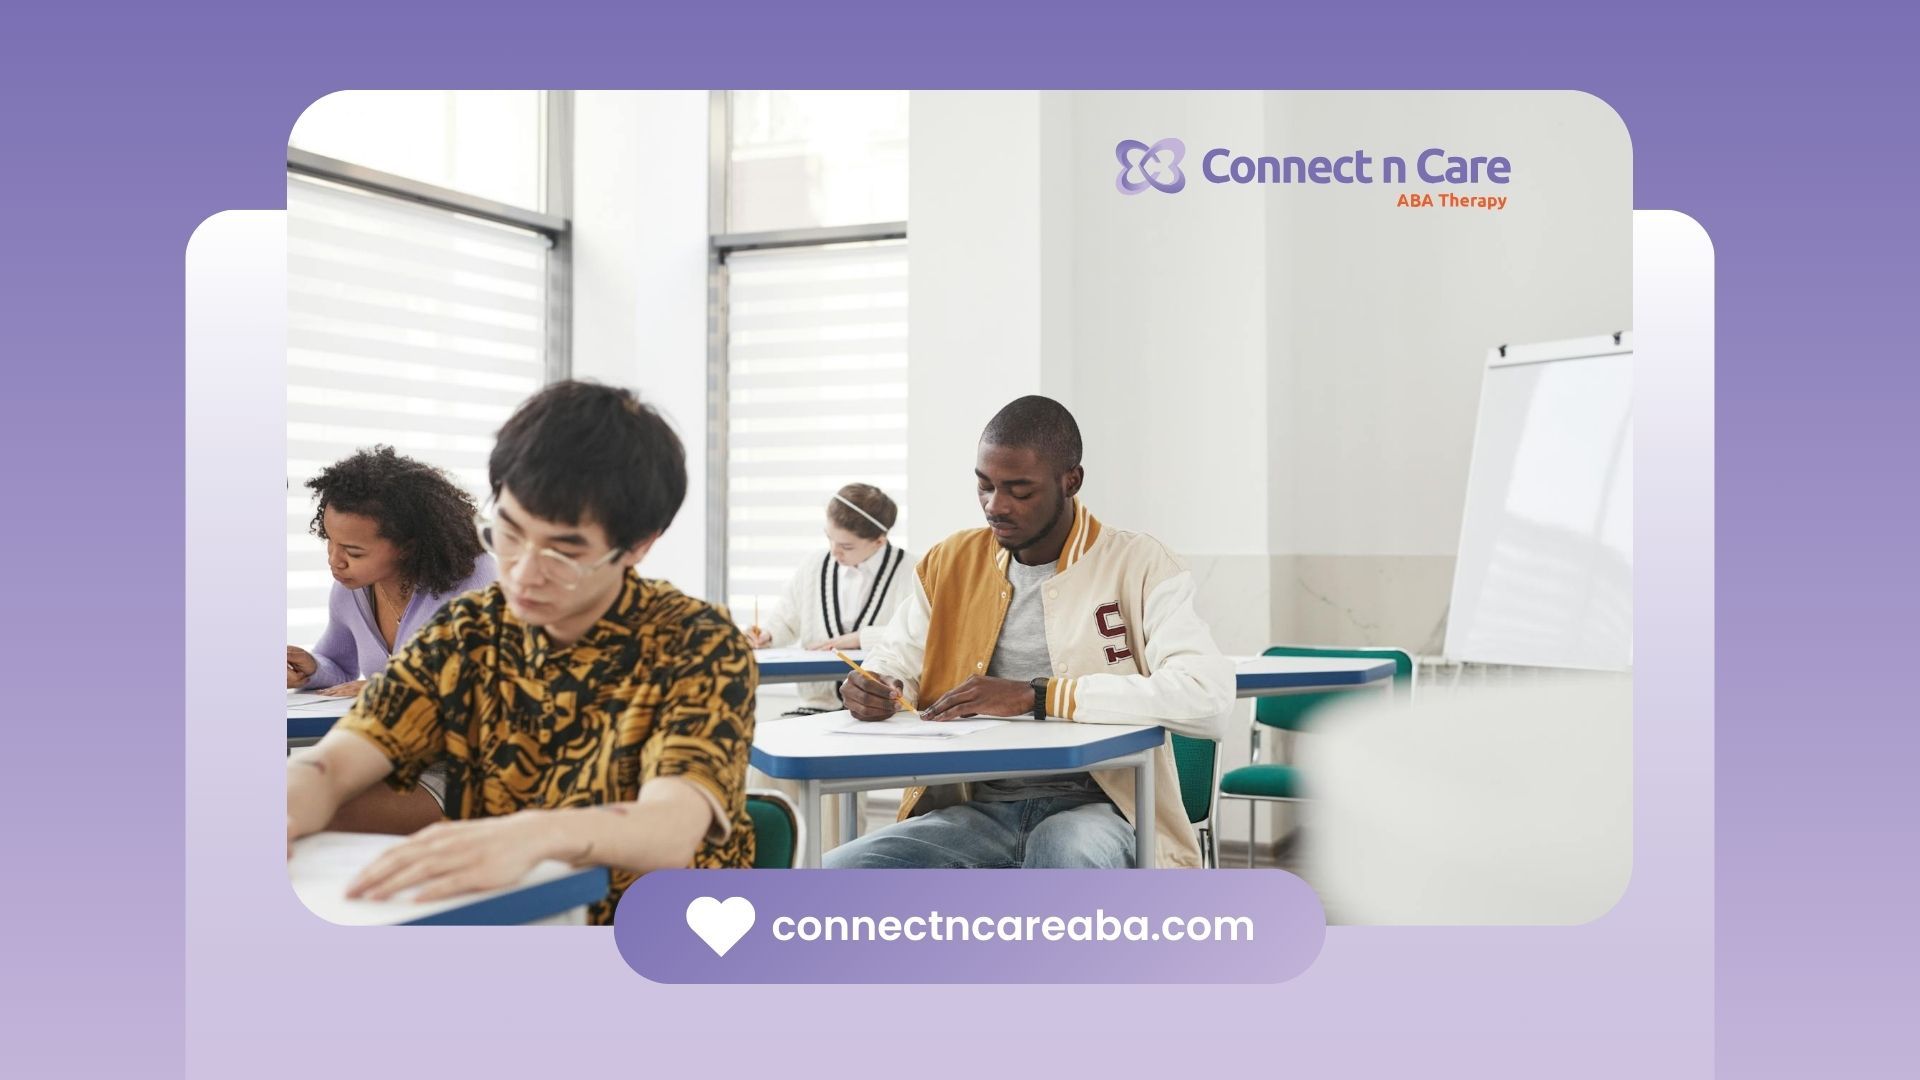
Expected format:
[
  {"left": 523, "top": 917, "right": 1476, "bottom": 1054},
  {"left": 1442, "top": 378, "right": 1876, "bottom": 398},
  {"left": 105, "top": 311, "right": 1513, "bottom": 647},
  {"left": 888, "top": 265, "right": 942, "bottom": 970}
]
[{"left": 973, "top": 556, "right": 1103, "bottom": 802}]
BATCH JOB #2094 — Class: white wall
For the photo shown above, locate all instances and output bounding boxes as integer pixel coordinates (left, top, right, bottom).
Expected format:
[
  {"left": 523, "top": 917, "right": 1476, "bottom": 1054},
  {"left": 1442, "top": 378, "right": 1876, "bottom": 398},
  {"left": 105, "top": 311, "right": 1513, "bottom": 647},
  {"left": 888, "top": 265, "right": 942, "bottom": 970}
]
[
  {"left": 572, "top": 90, "right": 712, "bottom": 597},
  {"left": 907, "top": 92, "right": 1057, "bottom": 546},
  {"left": 1264, "top": 92, "right": 1631, "bottom": 650},
  {"left": 909, "top": 90, "right": 1631, "bottom": 846},
  {"left": 910, "top": 92, "right": 1276, "bottom": 644},
  {"left": 1064, "top": 92, "right": 1272, "bottom": 560},
  {"left": 562, "top": 90, "right": 1630, "bottom": 845},
  {"left": 914, "top": 92, "right": 1281, "bottom": 846}
]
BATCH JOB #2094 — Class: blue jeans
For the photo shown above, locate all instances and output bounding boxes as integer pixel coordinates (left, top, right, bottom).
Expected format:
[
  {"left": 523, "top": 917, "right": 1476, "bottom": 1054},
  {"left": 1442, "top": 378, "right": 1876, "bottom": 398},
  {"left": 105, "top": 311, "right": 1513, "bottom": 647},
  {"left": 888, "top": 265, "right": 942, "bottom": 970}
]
[{"left": 824, "top": 793, "right": 1136, "bottom": 869}]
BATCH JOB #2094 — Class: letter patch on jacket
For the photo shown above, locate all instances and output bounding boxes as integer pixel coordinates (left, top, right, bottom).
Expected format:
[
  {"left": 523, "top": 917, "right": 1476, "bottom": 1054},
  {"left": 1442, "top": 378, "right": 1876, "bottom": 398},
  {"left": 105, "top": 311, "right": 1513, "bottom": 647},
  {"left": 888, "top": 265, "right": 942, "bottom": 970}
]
[{"left": 1095, "top": 601, "right": 1134, "bottom": 664}]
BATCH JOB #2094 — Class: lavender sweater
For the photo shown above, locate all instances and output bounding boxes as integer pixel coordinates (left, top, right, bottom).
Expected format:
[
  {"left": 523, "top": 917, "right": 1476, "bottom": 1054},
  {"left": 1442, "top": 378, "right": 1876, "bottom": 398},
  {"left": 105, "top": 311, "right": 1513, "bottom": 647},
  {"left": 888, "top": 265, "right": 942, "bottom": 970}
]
[{"left": 301, "top": 553, "right": 499, "bottom": 689}]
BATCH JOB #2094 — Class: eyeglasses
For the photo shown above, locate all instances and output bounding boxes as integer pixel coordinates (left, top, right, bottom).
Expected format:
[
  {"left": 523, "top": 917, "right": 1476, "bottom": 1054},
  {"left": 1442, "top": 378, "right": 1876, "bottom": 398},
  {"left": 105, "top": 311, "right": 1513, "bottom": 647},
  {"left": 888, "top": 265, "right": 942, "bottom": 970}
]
[{"left": 477, "top": 518, "right": 624, "bottom": 591}]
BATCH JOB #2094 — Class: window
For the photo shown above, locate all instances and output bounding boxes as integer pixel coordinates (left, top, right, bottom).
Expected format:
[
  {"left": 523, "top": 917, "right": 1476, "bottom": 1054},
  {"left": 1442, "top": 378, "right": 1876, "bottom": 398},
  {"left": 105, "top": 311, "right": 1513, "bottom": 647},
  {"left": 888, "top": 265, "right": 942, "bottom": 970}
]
[
  {"left": 290, "top": 91, "right": 547, "bottom": 212},
  {"left": 715, "top": 92, "right": 909, "bottom": 620},
  {"left": 723, "top": 240, "right": 910, "bottom": 615},
  {"left": 727, "top": 91, "right": 908, "bottom": 233},
  {"left": 286, "top": 92, "right": 568, "bottom": 646}
]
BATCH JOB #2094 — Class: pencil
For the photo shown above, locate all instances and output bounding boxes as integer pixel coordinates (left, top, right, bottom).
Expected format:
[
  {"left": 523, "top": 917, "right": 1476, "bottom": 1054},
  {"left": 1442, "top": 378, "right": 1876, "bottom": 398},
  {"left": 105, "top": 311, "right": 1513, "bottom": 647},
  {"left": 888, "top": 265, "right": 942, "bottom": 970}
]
[{"left": 834, "top": 650, "right": 917, "bottom": 713}]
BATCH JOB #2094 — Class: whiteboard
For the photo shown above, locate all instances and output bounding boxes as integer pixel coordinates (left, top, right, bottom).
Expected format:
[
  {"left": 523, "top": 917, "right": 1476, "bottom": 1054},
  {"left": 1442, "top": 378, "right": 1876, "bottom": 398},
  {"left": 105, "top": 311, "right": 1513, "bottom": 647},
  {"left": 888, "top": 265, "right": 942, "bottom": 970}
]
[{"left": 1445, "top": 334, "right": 1632, "bottom": 670}]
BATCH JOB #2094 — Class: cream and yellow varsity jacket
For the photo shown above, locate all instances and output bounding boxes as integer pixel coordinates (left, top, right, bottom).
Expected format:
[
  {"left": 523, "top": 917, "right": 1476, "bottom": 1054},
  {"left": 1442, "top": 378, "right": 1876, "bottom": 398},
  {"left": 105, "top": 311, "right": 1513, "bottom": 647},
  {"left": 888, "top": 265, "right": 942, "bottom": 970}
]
[{"left": 862, "top": 500, "right": 1235, "bottom": 867}]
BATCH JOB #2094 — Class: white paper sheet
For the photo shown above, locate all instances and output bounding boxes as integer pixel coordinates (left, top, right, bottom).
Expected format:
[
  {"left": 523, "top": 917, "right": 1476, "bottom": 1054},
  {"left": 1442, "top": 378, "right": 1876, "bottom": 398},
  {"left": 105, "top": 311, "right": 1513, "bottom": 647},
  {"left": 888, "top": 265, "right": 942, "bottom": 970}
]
[
  {"left": 289, "top": 832, "right": 585, "bottom": 926},
  {"left": 287, "top": 692, "right": 354, "bottom": 715}
]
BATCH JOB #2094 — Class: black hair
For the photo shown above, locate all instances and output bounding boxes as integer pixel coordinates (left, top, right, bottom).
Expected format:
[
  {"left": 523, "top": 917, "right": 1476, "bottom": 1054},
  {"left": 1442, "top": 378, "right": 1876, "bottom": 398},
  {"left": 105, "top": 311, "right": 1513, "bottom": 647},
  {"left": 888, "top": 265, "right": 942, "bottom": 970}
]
[
  {"left": 488, "top": 380, "right": 687, "bottom": 551},
  {"left": 980, "top": 395, "right": 1084, "bottom": 475},
  {"left": 306, "top": 446, "right": 485, "bottom": 595}
]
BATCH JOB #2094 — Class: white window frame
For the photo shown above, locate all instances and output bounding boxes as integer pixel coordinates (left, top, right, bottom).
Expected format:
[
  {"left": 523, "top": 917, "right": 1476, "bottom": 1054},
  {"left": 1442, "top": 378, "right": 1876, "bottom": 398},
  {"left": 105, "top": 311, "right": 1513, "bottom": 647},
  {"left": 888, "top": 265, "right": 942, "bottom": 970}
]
[
  {"left": 284, "top": 92, "right": 573, "bottom": 644},
  {"left": 706, "top": 90, "right": 908, "bottom": 602},
  {"left": 287, "top": 90, "right": 574, "bottom": 381}
]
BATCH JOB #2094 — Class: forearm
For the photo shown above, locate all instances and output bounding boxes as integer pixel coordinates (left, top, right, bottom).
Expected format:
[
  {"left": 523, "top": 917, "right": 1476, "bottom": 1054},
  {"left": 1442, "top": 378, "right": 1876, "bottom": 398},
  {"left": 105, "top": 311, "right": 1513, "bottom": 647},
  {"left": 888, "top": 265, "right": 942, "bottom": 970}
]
[
  {"left": 759, "top": 604, "right": 797, "bottom": 647},
  {"left": 762, "top": 573, "right": 806, "bottom": 646},
  {"left": 1060, "top": 569, "right": 1234, "bottom": 734},
  {"left": 303, "top": 616, "right": 357, "bottom": 688},
  {"left": 305, "top": 644, "right": 353, "bottom": 690},
  {"left": 287, "top": 730, "right": 397, "bottom": 832},
  {"left": 530, "top": 779, "right": 717, "bottom": 875},
  {"left": 1057, "top": 657, "right": 1235, "bottom": 736},
  {"left": 861, "top": 588, "right": 927, "bottom": 695}
]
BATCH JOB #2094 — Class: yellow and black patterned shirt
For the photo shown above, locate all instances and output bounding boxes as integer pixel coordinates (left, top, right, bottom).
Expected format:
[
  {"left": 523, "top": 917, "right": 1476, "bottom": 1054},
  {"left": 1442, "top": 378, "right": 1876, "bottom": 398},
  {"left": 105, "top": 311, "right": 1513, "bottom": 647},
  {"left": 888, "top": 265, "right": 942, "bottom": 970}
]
[{"left": 337, "top": 571, "right": 757, "bottom": 924}]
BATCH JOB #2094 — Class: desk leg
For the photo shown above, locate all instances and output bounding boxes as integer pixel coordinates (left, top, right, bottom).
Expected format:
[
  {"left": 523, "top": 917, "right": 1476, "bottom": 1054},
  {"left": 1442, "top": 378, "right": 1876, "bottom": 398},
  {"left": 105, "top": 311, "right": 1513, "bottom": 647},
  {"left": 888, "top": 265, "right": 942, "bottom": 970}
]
[
  {"left": 1134, "top": 755, "right": 1156, "bottom": 868},
  {"left": 837, "top": 792, "right": 858, "bottom": 848},
  {"left": 803, "top": 779, "right": 823, "bottom": 868}
]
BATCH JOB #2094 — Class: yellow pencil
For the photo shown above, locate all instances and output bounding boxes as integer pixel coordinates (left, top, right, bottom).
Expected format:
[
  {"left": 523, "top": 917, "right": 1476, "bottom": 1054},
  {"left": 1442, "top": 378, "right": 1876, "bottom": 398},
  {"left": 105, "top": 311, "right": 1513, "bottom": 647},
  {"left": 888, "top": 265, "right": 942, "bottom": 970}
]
[{"left": 835, "top": 650, "right": 917, "bottom": 713}]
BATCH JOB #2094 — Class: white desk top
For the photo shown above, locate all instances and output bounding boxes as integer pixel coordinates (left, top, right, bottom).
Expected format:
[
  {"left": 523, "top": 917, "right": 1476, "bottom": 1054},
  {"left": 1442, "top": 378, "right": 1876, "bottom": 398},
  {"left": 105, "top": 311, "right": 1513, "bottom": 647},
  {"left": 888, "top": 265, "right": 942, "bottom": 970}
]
[
  {"left": 293, "top": 654, "right": 1392, "bottom": 740},
  {"left": 290, "top": 831, "right": 607, "bottom": 926},
  {"left": 750, "top": 709, "right": 1163, "bottom": 781},
  {"left": 1231, "top": 655, "right": 1397, "bottom": 691}
]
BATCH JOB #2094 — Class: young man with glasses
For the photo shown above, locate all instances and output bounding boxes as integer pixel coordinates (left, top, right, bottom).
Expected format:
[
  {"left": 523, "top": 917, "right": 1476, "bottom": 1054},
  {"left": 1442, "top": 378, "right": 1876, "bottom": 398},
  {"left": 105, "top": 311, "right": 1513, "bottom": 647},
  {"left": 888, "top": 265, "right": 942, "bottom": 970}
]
[{"left": 286, "top": 381, "right": 756, "bottom": 923}]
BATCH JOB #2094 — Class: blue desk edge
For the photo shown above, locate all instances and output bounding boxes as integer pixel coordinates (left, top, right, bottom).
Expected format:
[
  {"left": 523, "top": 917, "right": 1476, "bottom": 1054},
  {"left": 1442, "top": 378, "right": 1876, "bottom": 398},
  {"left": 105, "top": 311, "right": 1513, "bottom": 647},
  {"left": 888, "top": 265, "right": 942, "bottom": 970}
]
[
  {"left": 287, "top": 714, "right": 342, "bottom": 740},
  {"left": 750, "top": 723, "right": 1165, "bottom": 780},
  {"left": 1236, "top": 659, "right": 1396, "bottom": 689},
  {"left": 756, "top": 659, "right": 849, "bottom": 678},
  {"left": 403, "top": 866, "right": 610, "bottom": 926}
]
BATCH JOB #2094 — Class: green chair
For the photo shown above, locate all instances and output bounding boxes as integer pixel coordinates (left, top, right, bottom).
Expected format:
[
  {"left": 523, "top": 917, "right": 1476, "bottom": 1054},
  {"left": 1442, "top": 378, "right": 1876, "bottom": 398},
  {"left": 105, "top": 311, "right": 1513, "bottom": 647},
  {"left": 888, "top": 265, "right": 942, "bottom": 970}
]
[
  {"left": 1169, "top": 732, "right": 1222, "bottom": 868},
  {"left": 1219, "top": 646, "right": 1414, "bottom": 867},
  {"left": 746, "top": 790, "right": 802, "bottom": 869}
]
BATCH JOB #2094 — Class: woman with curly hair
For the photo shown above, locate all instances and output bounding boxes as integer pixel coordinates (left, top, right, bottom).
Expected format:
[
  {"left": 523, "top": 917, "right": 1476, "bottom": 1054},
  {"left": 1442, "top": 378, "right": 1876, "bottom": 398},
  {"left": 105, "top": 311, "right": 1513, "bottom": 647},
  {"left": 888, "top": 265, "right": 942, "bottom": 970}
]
[
  {"left": 287, "top": 447, "right": 497, "bottom": 698},
  {"left": 287, "top": 447, "right": 496, "bottom": 833}
]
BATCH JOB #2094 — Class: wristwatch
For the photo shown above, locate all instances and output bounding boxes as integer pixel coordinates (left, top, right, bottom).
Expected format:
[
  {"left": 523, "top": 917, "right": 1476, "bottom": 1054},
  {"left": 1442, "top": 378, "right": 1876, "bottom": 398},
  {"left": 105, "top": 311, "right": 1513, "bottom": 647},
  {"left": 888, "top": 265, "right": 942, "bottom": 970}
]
[{"left": 1030, "top": 676, "right": 1050, "bottom": 721}]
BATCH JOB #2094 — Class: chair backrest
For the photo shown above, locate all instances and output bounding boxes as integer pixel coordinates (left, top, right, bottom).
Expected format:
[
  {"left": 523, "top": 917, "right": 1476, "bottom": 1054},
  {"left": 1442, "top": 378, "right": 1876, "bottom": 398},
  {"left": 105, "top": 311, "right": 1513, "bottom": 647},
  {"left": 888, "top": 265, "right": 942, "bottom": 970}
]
[
  {"left": 746, "top": 791, "right": 800, "bottom": 869},
  {"left": 1255, "top": 645, "right": 1415, "bottom": 732},
  {"left": 1168, "top": 732, "right": 1219, "bottom": 826}
]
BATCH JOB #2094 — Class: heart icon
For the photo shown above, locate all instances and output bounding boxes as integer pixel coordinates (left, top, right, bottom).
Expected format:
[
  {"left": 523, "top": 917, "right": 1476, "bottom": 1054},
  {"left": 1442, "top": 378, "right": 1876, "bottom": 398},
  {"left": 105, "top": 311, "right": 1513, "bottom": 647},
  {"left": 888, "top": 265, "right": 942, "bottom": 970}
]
[{"left": 685, "top": 896, "right": 756, "bottom": 957}]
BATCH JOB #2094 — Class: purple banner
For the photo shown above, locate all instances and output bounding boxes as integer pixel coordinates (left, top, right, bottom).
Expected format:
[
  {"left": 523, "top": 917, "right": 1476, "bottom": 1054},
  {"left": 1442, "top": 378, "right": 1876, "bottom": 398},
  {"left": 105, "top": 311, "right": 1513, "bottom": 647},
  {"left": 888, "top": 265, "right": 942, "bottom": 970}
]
[{"left": 615, "top": 869, "right": 1325, "bottom": 983}]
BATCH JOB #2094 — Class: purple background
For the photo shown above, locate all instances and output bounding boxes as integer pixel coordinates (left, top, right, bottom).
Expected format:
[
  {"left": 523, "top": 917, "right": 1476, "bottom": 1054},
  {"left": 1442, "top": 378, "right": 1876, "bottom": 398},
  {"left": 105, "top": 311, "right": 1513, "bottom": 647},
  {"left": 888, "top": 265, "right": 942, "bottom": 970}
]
[
  {"left": 3, "top": 2, "right": 1912, "bottom": 1077},
  {"left": 615, "top": 869, "right": 1326, "bottom": 982}
]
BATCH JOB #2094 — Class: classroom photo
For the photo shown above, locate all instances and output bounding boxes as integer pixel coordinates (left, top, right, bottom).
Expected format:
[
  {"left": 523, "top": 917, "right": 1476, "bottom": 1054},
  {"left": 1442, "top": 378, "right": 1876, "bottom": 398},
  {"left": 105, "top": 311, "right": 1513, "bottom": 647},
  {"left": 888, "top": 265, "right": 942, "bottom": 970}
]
[{"left": 284, "top": 90, "right": 1633, "bottom": 927}]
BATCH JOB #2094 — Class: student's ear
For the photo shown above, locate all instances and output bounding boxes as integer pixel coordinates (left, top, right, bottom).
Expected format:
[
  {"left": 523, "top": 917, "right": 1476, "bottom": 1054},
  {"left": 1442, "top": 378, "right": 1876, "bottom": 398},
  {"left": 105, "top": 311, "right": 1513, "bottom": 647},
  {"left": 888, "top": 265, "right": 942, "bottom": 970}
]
[{"left": 1062, "top": 466, "right": 1085, "bottom": 500}]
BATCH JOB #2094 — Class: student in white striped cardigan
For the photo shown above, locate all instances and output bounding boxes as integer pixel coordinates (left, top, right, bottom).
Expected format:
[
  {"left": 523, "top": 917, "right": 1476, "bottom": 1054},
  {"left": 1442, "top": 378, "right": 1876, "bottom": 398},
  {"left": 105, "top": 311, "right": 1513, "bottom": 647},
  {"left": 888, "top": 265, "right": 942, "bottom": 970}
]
[
  {"left": 745, "top": 483, "right": 918, "bottom": 715},
  {"left": 743, "top": 483, "right": 918, "bottom": 848}
]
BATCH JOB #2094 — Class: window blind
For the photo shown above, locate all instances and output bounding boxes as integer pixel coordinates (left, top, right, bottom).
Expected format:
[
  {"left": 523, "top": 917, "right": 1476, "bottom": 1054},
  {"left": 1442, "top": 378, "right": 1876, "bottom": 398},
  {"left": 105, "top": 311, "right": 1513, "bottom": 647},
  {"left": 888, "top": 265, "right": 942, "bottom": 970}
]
[
  {"left": 285, "top": 174, "right": 548, "bottom": 644},
  {"left": 724, "top": 239, "right": 909, "bottom": 622}
]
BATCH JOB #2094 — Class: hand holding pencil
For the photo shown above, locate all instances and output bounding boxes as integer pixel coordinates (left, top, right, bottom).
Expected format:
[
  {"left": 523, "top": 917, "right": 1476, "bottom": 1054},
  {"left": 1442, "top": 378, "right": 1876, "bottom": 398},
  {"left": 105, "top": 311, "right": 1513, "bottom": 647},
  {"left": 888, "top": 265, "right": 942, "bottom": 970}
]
[
  {"left": 836, "top": 651, "right": 917, "bottom": 719},
  {"left": 744, "top": 597, "right": 772, "bottom": 648}
]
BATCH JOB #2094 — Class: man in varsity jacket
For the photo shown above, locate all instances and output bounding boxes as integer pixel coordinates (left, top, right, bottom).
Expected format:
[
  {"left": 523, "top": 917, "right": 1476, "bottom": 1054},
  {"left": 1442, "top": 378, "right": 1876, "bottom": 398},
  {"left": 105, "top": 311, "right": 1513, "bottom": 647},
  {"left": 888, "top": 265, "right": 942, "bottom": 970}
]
[{"left": 826, "top": 395, "right": 1235, "bottom": 869}]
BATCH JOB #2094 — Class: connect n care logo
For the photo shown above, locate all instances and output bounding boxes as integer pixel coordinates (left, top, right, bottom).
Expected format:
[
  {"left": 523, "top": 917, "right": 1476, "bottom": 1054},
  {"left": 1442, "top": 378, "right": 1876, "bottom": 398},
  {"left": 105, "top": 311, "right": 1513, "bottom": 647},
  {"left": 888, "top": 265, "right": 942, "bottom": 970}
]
[{"left": 1115, "top": 138, "right": 1186, "bottom": 195}]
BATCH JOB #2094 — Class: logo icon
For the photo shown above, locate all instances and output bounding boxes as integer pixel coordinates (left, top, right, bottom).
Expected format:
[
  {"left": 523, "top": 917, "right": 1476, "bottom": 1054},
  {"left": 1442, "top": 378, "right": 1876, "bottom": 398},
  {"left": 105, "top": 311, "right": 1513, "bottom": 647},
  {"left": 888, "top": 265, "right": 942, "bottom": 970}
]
[
  {"left": 685, "top": 895, "right": 756, "bottom": 957},
  {"left": 1115, "top": 138, "right": 1187, "bottom": 195}
]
